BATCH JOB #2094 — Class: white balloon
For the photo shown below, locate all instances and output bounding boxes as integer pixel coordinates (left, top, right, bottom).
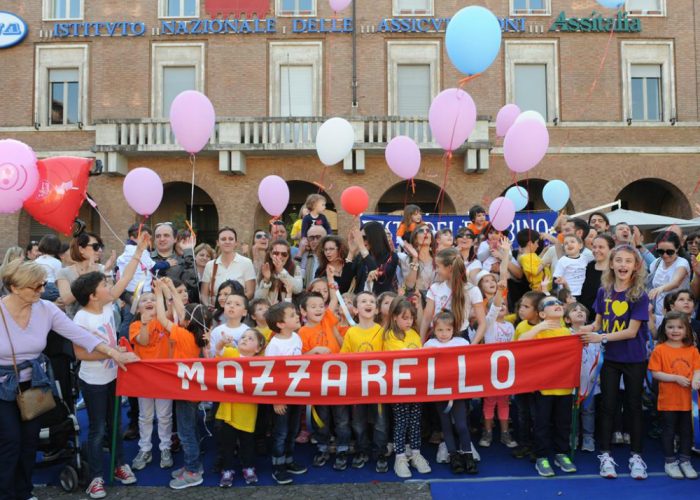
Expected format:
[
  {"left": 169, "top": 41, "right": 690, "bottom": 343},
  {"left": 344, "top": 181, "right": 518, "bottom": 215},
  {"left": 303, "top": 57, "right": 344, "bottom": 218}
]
[
  {"left": 515, "top": 110, "right": 547, "bottom": 126},
  {"left": 316, "top": 118, "right": 355, "bottom": 166}
]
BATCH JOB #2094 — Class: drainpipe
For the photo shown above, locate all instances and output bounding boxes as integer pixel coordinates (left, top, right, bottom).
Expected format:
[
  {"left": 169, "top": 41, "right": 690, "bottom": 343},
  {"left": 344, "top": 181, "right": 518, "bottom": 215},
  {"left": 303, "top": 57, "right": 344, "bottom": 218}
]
[{"left": 351, "top": 0, "right": 358, "bottom": 112}]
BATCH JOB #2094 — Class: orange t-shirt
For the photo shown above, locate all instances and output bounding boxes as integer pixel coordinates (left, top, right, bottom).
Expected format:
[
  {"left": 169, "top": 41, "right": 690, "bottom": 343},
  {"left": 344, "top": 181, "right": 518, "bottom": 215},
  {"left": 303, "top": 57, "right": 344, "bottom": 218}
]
[
  {"left": 129, "top": 319, "right": 170, "bottom": 360},
  {"left": 467, "top": 222, "right": 485, "bottom": 235},
  {"left": 337, "top": 325, "right": 350, "bottom": 338},
  {"left": 648, "top": 343, "right": 700, "bottom": 411},
  {"left": 397, "top": 222, "right": 417, "bottom": 238},
  {"left": 169, "top": 324, "right": 201, "bottom": 359},
  {"left": 299, "top": 309, "right": 341, "bottom": 354}
]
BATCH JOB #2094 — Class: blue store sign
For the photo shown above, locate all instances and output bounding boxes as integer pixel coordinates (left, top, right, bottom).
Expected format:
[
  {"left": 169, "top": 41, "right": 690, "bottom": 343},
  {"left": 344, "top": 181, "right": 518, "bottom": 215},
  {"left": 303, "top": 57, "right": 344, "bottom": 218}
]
[{"left": 0, "top": 11, "right": 28, "bottom": 49}]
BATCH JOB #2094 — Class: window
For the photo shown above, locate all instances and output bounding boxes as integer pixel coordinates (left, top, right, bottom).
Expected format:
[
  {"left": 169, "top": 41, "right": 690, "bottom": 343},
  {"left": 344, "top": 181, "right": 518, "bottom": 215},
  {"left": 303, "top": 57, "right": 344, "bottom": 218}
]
[
  {"left": 505, "top": 41, "right": 559, "bottom": 122},
  {"left": 630, "top": 65, "right": 661, "bottom": 121},
  {"left": 49, "top": 69, "right": 79, "bottom": 125},
  {"left": 621, "top": 41, "right": 674, "bottom": 122},
  {"left": 280, "top": 66, "right": 313, "bottom": 116},
  {"left": 277, "top": 0, "right": 315, "bottom": 17},
  {"left": 397, "top": 65, "right": 431, "bottom": 116},
  {"left": 43, "top": 0, "right": 83, "bottom": 20},
  {"left": 270, "top": 43, "right": 323, "bottom": 116},
  {"left": 387, "top": 42, "right": 439, "bottom": 116},
  {"left": 160, "top": 0, "right": 199, "bottom": 18},
  {"left": 514, "top": 64, "right": 547, "bottom": 120},
  {"left": 393, "top": 0, "right": 433, "bottom": 16},
  {"left": 626, "top": 0, "right": 665, "bottom": 16},
  {"left": 510, "top": 0, "right": 550, "bottom": 16},
  {"left": 152, "top": 43, "right": 205, "bottom": 117}
]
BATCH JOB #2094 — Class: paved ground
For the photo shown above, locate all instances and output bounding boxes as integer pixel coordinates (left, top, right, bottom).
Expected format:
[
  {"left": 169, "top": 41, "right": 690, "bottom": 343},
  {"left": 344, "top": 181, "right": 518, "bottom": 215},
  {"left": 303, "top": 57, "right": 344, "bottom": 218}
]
[{"left": 34, "top": 482, "right": 433, "bottom": 499}]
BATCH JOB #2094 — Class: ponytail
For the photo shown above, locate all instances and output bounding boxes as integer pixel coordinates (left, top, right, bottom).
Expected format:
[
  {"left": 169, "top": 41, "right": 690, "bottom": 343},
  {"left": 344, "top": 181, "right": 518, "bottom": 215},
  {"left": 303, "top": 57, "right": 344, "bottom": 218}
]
[{"left": 437, "top": 248, "right": 470, "bottom": 331}]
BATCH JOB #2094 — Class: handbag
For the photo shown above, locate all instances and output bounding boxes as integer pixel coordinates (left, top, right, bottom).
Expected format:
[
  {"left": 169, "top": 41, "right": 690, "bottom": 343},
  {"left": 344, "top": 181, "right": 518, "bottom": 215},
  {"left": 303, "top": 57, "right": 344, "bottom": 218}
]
[{"left": 0, "top": 305, "right": 56, "bottom": 421}]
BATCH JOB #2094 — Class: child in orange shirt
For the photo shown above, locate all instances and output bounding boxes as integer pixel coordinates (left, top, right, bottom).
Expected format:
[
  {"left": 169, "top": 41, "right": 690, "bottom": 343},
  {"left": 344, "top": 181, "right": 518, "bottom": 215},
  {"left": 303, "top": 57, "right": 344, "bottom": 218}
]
[
  {"left": 467, "top": 205, "right": 487, "bottom": 236},
  {"left": 396, "top": 204, "right": 422, "bottom": 247},
  {"left": 648, "top": 311, "right": 700, "bottom": 479},
  {"left": 298, "top": 292, "right": 350, "bottom": 471}
]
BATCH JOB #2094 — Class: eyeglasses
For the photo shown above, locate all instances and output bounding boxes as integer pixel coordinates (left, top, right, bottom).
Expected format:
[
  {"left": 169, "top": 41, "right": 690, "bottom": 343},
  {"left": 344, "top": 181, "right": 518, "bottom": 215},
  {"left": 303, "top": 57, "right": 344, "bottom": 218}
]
[
  {"left": 539, "top": 299, "right": 563, "bottom": 310},
  {"left": 255, "top": 233, "right": 269, "bottom": 240},
  {"left": 415, "top": 228, "right": 430, "bottom": 235},
  {"left": 307, "top": 235, "right": 322, "bottom": 241},
  {"left": 456, "top": 231, "right": 475, "bottom": 239},
  {"left": 657, "top": 248, "right": 677, "bottom": 257},
  {"left": 27, "top": 282, "right": 47, "bottom": 292},
  {"left": 323, "top": 246, "right": 338, "bottom": 253},
  {"left": 272, "top": 251, "right": 289, "bottom": 258}
]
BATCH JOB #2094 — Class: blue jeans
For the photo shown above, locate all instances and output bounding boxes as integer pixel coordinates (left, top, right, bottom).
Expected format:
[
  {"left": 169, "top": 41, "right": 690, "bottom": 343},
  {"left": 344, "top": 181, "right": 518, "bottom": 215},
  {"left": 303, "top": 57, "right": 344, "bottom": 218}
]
[
  {"left": 271, "top": 405, "right": 301, "bottom": 465},
  {"left": 80, "top": 379, "right": 124, "bottom": 480},
  {"left": 176, "top": 401, "right": 201, "bottom": 472},
  {"left": 581, "top": 397, "right": 595, "bottom": 438},
  {"left": 0, "top": 394, "right": 42, "bottom": 500},
  {"left": 436, "top": 399, "right": 473, "bottom": 454},
  {"left": 313, "top": 405, "right": 351, "bottom": 453},
  {"left": 118, "top": 301, "right": 134, "bottom": 340},
  {"left": 351, "top": 404, "right": 388, "bottom": 459}
]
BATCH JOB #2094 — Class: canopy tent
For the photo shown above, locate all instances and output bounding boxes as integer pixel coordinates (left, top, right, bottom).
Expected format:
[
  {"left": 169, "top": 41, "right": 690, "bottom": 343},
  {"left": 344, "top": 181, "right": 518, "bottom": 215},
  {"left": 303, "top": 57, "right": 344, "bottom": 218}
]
[
  {"left": 653, "top": 216, "right": 700, "bottom": 233},
  {"left": 605, "top": 209, "right": 691, "bottom": 230}
]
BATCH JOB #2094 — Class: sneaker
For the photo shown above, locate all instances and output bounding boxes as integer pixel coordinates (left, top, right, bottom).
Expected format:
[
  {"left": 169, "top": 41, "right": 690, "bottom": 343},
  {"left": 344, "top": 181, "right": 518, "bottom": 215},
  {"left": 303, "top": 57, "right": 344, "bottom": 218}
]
[
  {"left": 123, "top": 424, "right": 138, "bottom": 441},
  {"left": 500, "top": 431, "right": 518, "bottom": 448},
  {"left": 409, "top": 452, "right": 431, "bottom": 474},
  {"left": 352, "top": 452, "right": 369, "bottom": 469},
  {"left": 160, "top": 449, "right": 174, "bottom": 469},
  {"left": 86, "top": 477, "right": 106, "bottom": 499},
  {"left": 536, "top": 458, "right": 555, "bottom": 477},
  {"left": 295, "top": 429, "right": 310, "bottom": 444},
  {"left": 478, "top": 430, "right": 493, "bottom": 447},
  {"left": 554, "top": 454, "right": 577, "bottom": 473},
  {"left": 470, "top": 443, "right": 481, "bottom": 462},
  {"left": 436, "top": 442, "right": 449, "bottom": 464},
  {"left": 131, "top": 450, "right": 152, "bottom": 471},
  {"left": 333, "top": 452, "right": 349, "bottom": 471},
  {"left": 582, "top": 435, "right": 595, "bottom": 452},
  {"left": 171, "top": 466, "right": 186, "bottom": 479},
  {"left": 394, "top": 454, "right": 411, "bottom": 478},
  {"left": 313, "top": 451, "right": 330, "bottom": 467},
  {"left": 272, "top": 465, "right": 293, "bottom": 485},
  {"left": 612, "top": 432, "right": 624, "bottom": 445},
  {"left": 114, "top": 464, "right": 137, "bottom": 485},
  {"left": 629, "top": 454, "right": 647, "bottom": 480},
  {"left": 449, "top": 453, "right": 465, "bottom": 474},
  {"left": 376, "top": 455, "right": 389, "bottom": 473},
  {"left": 599, "top": 453, "right": 618, "bottom": 478},
  {"left": 243, "top": 467, "right": 259, "bottom": 484},
  {"left": 462, "top": 453, "right": 478, "bottom": 475},
  {"left": 665, "top": 461, "right": 684, "bottom": 479},
  {"left": 286, "top": 461, "right": 307, "bottom": 475},
  {"left": 679, "top": 460, "right": 698, "bottom": 479},
  {"left": 623, "top": 433, "right": 631, "bottom": 445},
  {"left": 219, "top": 469, "right": 234, "bottom": 488},
  {"left": 512, "top": 445, "right": 530, "bottom": 459},
  {"left": 169, "top": 470, "right": 203, "bottom": 490}
]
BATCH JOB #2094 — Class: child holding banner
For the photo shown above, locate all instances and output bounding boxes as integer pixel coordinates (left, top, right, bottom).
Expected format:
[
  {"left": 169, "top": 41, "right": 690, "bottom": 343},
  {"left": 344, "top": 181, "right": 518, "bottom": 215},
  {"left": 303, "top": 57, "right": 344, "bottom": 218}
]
[{"left": 209, "top": 292, "right": 248, "bottom": 357}]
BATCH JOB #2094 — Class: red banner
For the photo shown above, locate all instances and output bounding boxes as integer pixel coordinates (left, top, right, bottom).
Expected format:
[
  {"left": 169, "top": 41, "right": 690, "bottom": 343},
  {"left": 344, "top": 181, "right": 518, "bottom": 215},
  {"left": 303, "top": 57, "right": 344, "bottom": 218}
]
[{"left": 116, "top": 336, "right": 582, "bottom": 405}]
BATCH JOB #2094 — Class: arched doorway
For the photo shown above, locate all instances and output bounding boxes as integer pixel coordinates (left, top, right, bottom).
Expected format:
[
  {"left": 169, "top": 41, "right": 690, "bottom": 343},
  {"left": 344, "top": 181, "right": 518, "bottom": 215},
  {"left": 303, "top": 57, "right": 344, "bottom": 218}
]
[
  {"left": 500, "top": 179, "right": 575, "bottom": 213},
  {"left": 376, "top": 180, "right": 456, "bottom": 215},
  {"left": 152, "top": 182, "right": 219, "bottom": 245},
  {"left": 616, "top": 178, "right": 692, "bottom": 219},
  {"left": 253, "top": 181, "right": 337, "bottom": 235}
]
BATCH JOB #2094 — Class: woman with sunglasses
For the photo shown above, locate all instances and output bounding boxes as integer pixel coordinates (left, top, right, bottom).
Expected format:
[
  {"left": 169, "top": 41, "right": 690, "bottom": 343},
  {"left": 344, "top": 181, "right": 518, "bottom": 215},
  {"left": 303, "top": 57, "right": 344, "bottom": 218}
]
[
  {"left": 314, "top": 235, "right": 354, "bottom": 294},
  {"left": 56, "top": 232, "right": 106, "bottom": 319},
  {"left": 401, "top": 224, "right": 436, "bottom": 296},
  {"left": 255, "top": 240, "right": 303, "bottom": 305},
  {"left": 248, "top": 230, "right": 270, "bottom": 276},
  {"left": 648, "top": 232, "right": 690, "bottom": 329},
  {"left": 455, "top": 227, "right": 483, "bottom": 283}
]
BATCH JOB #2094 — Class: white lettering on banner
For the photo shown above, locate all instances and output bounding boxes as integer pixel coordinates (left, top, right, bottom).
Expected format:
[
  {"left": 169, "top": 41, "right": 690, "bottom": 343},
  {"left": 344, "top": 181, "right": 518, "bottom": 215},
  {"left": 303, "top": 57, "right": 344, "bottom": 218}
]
[
  {"left": 216, "top": 360, "right": 244, "bottom": 393},
  {"left": 321, "top": 361, "right": 348, "bottom": 396},
  {"left": 457, "top": 355, "right": 485, "bottom": 393},
  {"left": 392, "top": 358, "right": 418, "bottom": 396},
  {"left": 285, "top": 359, "right": 311, "bottom": 397},
  {"left": 427, "top": 358, "right": 452, "bottom": 396},
  {"left": 361, "top": 360, "right": 387, "bottom": 396},
  {"left": 491, "top": 350, "right": 516, "bottom": 389},
  {"left": 177, "top": 362, "right": 208, "bottom": 391},
  {"left": 249, "top": 360, "right": 278, "bottom": 396}
]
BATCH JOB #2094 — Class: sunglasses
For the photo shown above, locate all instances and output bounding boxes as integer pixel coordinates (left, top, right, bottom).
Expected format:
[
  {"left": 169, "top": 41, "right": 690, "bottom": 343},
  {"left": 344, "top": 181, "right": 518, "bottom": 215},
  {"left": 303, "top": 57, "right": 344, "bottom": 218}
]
[
  {"left": 539, "top": 299, "right": 563, "bottom": 310},
  {"left": 272, "top": 251, "right": 289, "bottom": 258},
  {"left": 323, "top": 246, "right": 338, "bottom": 253},
  {"left": 83, "top": 242, "right": 102, "bottom": 251},
  {"left": 457, "top": 232, "right": 475, "bottom": 239},
  {"left": 255, "top": 233, "right": 269, "bottom": 240},
  {"left": 415, "top": 228, "right": 430, "bottom": 235},
  {"left": 308, "top": 235, "right": 322, "bottom": 241},
  {"left": 27, "top": 281, "right": 48, "bottom": 292},
  {"left": 656, "top": 248, "right": 677, "bottom": 256}
]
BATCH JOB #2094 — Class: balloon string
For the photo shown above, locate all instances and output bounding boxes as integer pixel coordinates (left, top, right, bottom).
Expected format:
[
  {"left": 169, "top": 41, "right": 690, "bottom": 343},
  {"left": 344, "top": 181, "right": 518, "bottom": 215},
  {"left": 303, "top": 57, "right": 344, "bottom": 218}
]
[
  {"left": 434, "top": 152, "right": 452, "bottom": 219},
  {"left": 86, "top": 195, "right": 125, "bottom": 246},
  {"left": 314, "top": 165, "right": 328, "bottom": 192},
  {"left": 189, "top": 153, "right": 196, "bottom": 230},
  {"left": 458, "top": 72, "right": 482, "bottom": 88}
]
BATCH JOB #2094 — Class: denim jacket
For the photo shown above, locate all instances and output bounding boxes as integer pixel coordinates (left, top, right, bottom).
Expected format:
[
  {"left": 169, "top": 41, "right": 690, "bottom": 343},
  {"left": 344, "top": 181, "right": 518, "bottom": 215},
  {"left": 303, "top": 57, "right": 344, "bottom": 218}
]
[{"left": 0, "top": 354, "right": 57, "bottom": 402}]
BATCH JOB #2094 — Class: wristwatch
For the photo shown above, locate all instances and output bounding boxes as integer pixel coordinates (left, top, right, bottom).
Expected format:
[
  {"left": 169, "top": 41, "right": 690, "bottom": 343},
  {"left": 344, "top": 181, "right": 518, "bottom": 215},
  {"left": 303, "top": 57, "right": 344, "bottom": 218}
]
[{"left": 601, "top": 334, "right": 608, "bottom": 345}]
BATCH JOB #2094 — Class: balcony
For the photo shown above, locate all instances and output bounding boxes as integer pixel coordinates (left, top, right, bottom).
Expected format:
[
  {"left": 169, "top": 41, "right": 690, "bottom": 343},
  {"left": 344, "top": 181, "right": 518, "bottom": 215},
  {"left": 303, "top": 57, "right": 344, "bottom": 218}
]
[{"left": 93, "top": 116, "right": 491, "bottom": 175}]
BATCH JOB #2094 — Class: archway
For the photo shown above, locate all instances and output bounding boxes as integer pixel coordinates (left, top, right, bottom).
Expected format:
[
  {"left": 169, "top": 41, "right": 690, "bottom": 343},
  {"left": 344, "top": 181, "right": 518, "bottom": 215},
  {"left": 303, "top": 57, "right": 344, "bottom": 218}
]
[
  {"left": 152, "top": 182, "right": 219, "bottom": 246},
  {"left": 376, "top": 180, "right": 456, "bottom": 215},
  {"left": 616, "top": 178, "right": 692, "bottom": 219},
  {"left": 500, "top": 179, "right": 575, "bottom": 213}
]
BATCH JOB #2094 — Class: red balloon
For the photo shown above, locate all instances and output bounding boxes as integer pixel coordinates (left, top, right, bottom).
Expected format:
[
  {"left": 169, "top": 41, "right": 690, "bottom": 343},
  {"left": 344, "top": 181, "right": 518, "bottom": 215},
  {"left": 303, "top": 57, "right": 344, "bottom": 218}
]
[
  {"left": 23, "top": 157, "right": 92, "bottom": 235},
  {"left": 340, "top": 186, "right": 369, "bottom": 216}
]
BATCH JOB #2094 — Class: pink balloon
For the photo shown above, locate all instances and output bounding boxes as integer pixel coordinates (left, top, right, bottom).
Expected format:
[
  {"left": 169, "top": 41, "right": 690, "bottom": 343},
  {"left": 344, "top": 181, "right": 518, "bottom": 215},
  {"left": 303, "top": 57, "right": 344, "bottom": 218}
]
[
  {"left": 169, "top": 90, "right": 216, "bottom": 154},
  {"left": 496, "top": 104, "right": 521, "bottom": 138},
  {"left": 258, "top": 175, "right": 290, "bottom": 217},
  {"left": 503, "top": 119, "right": 549, "bottom": 174},
  {"left": 429, "top": 88, "right": 477, "bottom": 152},
  {"left": 385, "top": 136, "right": 421, "bottom": 179},
  {"left": 123, "top": 167, "right": 163, "bottom": 216},
  {"left": 329, "top": 0, "right": 352, "bottom": 12},
  {"left": 0, "top": 139, "right": 39, "bottom": 214},
  {"left": 488, "top": 197, "right": 516, "bottom": 232}
]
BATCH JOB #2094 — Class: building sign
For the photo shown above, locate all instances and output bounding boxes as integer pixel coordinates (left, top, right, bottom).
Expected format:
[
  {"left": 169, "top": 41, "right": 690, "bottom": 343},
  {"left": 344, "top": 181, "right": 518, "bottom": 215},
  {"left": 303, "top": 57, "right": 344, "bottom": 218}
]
[
  {"left": 0, "top": 11, "right": 28, "bottom": 49},
  {"left": 549, "top": 11, "right": 641, "bottom": 33}
]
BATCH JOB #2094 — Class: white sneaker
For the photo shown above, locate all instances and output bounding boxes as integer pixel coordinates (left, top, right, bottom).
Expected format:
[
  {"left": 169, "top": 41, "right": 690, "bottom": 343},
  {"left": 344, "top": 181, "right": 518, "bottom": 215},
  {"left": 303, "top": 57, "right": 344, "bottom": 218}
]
[
  {"left": 598, "top": 452, "right": 618, "bottom": 479},
  {"left": 409, "top": 452, "right": 431, "bottom": 474},
  {"left": 629, "top": 454, "right": 647, "bottom": 480},
  {"left": 394, "top": 454, "right": 411, "bottom": 478},
  {"left": 680, "top": 460, "right": 698, "bottom": 479},
  {"left": 436, "top": 442, "right": 449, "bottom": 464},
  {"left": 665, "top": 460, "right": 684, "bottom": 479}
]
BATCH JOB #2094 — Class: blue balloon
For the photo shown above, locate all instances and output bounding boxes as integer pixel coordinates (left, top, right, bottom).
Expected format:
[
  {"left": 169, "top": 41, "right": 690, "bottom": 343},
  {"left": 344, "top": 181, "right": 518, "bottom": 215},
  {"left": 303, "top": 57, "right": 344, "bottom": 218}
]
[
  {"left": 505, "top": 186, "right": 529, "bottom": 212},
  {"left": 542, "top": 180, "right": 570, "bottom": 212},
  {"left": 596, "top": 0, "right": 625, "bottom": 8},
  {"left": 446, "top": 6, "right": 502, "bottom": 76}
]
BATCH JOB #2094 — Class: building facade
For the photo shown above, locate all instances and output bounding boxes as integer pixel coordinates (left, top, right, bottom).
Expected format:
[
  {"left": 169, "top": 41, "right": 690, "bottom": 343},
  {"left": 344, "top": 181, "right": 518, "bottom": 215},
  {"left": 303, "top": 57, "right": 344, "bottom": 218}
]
[{"left": 0, "top": 0, "right": 697, "bottom": 251}]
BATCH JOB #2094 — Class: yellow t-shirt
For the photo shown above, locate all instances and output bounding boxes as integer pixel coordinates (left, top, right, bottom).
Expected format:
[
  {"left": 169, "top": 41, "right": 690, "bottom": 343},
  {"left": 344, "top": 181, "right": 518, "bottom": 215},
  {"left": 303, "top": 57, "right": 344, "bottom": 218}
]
[
  {"left": 257, "top": 325, "right": 273, "bottom": 342},
  {"left": 383, "top": 328, "right": 422, "bottom": 351},
  {"left": 533, "top": 327, "right": 574, "bottom": 396},
  {"left": 215, "top": 347, "right": 258, "bottom": 433},
  {"left": 504, "top": 313, "right": 518, "bottom": 326},
  {"left": 290, "top": 219, "right": 303, "bottom": 241},
  {"left": 341, "top": 324, "right": 384, "bottom": 353},
  {"left": 513, "top": 320, "right": 536, "bottom": 341},
  {"left": 518, "top": 252, "right": 551, "bottom": 292}
]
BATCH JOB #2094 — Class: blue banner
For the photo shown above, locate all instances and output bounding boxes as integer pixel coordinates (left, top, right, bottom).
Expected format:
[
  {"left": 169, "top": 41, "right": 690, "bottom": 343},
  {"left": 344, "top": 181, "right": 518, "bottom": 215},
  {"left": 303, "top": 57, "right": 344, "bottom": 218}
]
[{"left": 360, "top": 211, "right": 559, "bottom": 250}]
